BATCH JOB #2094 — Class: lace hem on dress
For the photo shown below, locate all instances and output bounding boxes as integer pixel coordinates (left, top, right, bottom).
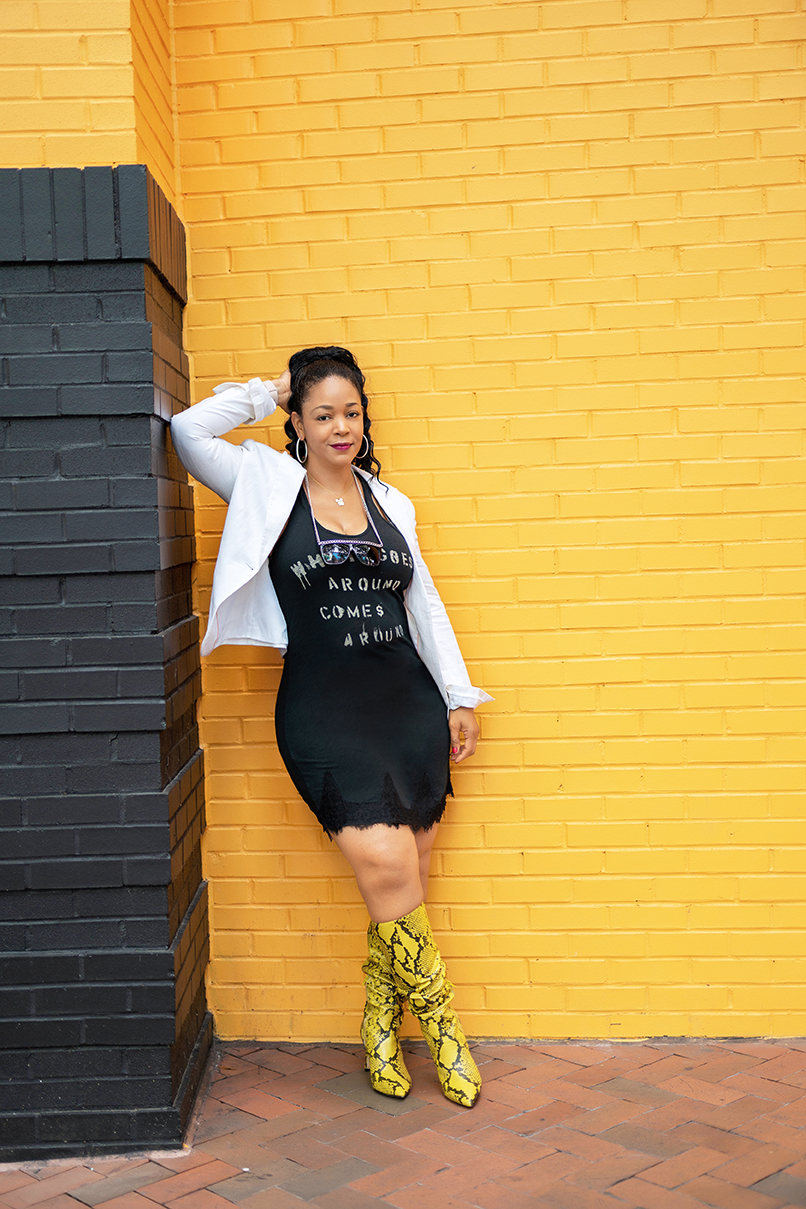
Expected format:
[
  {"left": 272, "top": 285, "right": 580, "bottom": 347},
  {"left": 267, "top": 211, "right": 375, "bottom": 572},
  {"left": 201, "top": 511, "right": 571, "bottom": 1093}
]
[{"left": 317, "top": 769, "right": 453, "bottom": 838}]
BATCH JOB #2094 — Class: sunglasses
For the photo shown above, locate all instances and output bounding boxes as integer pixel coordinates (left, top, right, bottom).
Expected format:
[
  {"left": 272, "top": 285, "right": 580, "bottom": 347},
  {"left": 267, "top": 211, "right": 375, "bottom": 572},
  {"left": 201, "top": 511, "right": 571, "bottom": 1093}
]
[
  {"left": 320, "top": 541, "right": 382, "bottom": 567},
  {"left": 306, "top": 470, "right": 386, "bottom": 568}
]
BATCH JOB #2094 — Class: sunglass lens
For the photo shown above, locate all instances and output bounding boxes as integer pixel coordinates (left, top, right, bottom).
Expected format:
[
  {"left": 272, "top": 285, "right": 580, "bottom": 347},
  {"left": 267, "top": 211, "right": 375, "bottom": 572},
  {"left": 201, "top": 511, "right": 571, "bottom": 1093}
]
[
  {"left": 322, "top": 546, "right": 349, "bottom": 564},
  {"left": 355, "top": 546, "right": 382, "bottom": 566}
]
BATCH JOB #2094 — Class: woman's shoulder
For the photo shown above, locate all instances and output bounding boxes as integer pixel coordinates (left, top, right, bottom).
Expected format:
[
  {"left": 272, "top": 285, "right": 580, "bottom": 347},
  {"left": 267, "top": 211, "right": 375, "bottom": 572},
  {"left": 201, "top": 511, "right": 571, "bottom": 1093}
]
[
  {"left": 241, "top": 440, "right": 304, "bottom": 474},
  {"left": 361, "top": 471, "right": 414, "bottom": 512},
  {"left": 241, "top": 438, "right": 283, "bottom": 460},
  {"left": 358, "top": 467, "right": 410, "bottom": 501},
  {"left": 361, "top": 473, "right": 417, "bottom": 531},
  {"left": 234, "top": 440, "right": 305, "bottom": 493}
]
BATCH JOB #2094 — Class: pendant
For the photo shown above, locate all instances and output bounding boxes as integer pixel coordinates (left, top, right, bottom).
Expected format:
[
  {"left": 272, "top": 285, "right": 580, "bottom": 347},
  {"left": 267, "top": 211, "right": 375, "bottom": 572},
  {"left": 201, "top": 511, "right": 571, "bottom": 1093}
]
[{"left": 336, "top": 497, "right": 345, "bottom": 506}]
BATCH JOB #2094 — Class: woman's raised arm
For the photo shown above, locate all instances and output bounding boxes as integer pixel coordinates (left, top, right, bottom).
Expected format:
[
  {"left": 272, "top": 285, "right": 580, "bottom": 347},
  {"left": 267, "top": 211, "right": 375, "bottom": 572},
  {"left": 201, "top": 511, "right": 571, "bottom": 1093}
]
[{"left": 170, "top": 377, "right": 283, "bottom": 502}]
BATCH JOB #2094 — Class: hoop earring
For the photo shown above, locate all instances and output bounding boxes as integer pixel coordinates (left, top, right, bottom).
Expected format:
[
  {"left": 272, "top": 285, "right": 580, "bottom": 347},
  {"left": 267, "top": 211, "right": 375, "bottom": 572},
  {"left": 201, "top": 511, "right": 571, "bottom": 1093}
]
[
  {"left": 296, "top": 437, "right": 308, "bottom": 463},
  {"left": 355, "top": 433, "right": 370, "bottom": 460}
]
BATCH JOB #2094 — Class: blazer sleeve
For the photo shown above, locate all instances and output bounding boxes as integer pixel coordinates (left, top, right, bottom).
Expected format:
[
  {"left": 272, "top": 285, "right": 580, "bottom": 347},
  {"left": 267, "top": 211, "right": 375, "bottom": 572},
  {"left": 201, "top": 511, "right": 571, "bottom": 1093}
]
[
  {"left": 403, "top": 495, "right": 494, "bottom": 712},
  {"left": 170, "top": 378, "right": 279, "bottom": 502}
]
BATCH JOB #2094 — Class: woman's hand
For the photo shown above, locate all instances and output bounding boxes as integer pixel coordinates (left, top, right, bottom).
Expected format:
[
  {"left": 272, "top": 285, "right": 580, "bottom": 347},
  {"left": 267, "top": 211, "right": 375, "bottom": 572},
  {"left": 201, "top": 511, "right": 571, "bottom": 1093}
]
[
  {"left": 449, "top": 707, "right": 479, "bottom": 764},
  {"left": 275, "top": 369, "right": 291, "bottom": 413}
]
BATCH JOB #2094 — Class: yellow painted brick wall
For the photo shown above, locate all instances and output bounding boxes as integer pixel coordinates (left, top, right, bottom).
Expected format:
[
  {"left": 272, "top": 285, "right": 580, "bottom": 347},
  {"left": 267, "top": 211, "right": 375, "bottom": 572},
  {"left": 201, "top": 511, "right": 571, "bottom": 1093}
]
[
  {"left": 175, "top": 0, "right": 806, "bottom": 1042},
  {"left": 0, "top": 1, "right": 137, "bottom": 171},
  {"left": 131, "top": 0, "right": 180, "bottom": 206},
  {"left": 0, "top": 0, "right": 177, "bottom": 207}
]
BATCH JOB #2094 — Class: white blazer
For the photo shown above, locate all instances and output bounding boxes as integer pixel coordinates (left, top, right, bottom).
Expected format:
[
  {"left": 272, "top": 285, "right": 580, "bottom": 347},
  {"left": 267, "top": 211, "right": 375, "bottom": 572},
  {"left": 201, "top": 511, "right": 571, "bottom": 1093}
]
[{"left": 170, "top": 379, "right": 492, "bottom": 712}]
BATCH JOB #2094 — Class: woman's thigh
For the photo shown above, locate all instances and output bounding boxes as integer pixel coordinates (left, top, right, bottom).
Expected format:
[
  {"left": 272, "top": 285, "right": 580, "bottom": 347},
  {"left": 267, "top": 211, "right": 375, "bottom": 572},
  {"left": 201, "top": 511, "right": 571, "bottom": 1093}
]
[
  {"left": 415, "top": 823, "right": 438, "bottom": 864},
  {"left": 415, "top": 823, "right": 438, "bottom": 898},
  {"left": 334, "top": 824, "right": 424, "bottom": 922}
]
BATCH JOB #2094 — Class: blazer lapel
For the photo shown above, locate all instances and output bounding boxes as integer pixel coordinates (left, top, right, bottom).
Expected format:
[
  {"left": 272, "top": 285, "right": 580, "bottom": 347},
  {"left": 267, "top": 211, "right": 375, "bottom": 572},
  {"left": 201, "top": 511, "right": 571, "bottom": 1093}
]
[{"left": 211, "top": 443, "right": 304, "bottom": 608}]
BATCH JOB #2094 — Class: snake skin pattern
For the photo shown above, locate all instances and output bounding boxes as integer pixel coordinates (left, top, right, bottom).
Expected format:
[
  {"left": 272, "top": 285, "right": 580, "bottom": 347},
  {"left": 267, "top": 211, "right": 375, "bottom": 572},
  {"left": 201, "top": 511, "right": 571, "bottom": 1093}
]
[
  {"left": 375, "top": 903, "right": 482, "bottom": 1109},
  {"left": 360, "top": 922, "right": 412, "bottom": 1098}
]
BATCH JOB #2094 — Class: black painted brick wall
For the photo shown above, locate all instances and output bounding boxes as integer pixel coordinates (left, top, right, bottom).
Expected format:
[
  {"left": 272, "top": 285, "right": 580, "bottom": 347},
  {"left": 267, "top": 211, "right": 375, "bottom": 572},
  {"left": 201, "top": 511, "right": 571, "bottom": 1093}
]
[{"left": 0, "top": 166, "right": 210, "bottom": 1161}]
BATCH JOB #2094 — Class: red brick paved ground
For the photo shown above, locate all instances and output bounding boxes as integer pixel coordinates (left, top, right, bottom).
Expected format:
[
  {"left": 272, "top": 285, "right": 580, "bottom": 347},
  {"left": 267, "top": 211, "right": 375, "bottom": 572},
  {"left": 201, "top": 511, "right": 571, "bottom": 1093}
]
[{"left": 4, "top": 1039, "right": 806, "bottom": 1208}]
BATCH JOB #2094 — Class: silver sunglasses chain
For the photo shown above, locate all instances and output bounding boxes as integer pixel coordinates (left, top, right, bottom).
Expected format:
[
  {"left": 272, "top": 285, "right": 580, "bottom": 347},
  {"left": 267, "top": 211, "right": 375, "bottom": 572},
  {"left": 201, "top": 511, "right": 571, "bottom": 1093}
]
[{"left": 305, "top": 468, "right": 384, "bottom": 560}]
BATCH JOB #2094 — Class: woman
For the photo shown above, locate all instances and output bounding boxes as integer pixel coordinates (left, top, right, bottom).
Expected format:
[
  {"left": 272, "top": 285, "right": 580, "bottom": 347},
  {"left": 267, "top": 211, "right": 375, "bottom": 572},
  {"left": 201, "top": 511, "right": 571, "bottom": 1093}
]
[{"left": 171, "top": 346, "right": 492, "bottom": 1109}]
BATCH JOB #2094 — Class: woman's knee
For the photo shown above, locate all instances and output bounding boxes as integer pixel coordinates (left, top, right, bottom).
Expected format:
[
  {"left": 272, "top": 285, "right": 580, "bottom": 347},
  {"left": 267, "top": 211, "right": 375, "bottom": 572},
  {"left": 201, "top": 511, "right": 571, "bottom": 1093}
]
[
  {"left": 363, "top": 841, "right": 418, "bottom": 892},
  {"left": 336, "top": 826, "right": 420, "bottom": 893},
  {"left": 363, "top": 863, "right": 416, "bottom": 903}
]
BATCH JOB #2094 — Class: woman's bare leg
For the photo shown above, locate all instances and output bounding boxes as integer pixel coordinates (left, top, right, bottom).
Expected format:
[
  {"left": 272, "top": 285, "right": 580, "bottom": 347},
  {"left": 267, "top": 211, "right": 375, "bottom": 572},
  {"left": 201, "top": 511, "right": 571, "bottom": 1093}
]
[
  {"left": 334, "top": 823, "right": 438, "bottom": 923},
  {"left": 415, "top": 823, "right": 438, "bottom": 903},
  {"left": 339, "top": 822, "right": 479, "bottom": 1107}
]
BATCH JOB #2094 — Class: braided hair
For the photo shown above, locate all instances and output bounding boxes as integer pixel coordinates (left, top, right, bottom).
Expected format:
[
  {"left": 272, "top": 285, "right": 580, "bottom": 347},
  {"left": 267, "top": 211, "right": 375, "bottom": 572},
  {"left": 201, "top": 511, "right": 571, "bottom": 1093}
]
[{"left": 284, "top": 345, "right": 382, "bottom": 479}]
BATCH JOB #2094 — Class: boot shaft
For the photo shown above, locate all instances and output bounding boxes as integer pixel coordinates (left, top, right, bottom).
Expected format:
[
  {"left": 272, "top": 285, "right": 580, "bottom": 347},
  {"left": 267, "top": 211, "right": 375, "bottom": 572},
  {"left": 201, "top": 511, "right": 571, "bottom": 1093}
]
[{"left": 375, "top": 904, "right": 455, "bottom": 1012}]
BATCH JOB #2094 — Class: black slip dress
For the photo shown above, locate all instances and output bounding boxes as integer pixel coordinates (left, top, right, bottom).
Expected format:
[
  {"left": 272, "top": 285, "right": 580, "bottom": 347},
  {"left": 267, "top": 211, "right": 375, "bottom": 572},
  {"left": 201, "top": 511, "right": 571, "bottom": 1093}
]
[{"left": 269, "top": 477, "right": 452, "bottom": 837}]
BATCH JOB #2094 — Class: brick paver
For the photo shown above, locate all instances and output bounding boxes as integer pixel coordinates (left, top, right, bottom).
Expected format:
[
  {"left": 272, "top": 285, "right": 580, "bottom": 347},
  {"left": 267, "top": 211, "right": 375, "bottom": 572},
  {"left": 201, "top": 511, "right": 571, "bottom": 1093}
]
[{"left": 4, "top": 1040, "right": 806, "bottom": 1208}]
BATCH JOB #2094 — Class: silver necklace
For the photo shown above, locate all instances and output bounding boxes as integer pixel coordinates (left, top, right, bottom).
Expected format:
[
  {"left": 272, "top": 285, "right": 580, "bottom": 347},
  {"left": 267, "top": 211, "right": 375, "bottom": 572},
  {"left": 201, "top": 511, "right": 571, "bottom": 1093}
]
[{"left": 306, "top": 470, "right": 351, "bottom": 506}]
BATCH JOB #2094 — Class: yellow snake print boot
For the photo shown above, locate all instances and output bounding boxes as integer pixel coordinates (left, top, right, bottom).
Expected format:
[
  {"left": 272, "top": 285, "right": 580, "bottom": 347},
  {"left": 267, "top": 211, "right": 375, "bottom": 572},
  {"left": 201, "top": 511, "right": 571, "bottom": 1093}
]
[
  {"left": 375, "top": 904, "right": 481, "bottom": 1109},
  {"left": 361, "top": 922, "right": 412, "bottom": 1098}
]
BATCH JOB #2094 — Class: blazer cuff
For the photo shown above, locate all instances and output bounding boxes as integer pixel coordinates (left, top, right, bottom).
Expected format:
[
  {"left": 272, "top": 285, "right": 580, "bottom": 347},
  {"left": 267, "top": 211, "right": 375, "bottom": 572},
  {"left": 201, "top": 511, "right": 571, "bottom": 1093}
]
[
  {"left": 446, "top": 685, "right": 494, "bottom": 710},
  {"left": 212, "top": 378, "right": 278, "bottom": 423}
]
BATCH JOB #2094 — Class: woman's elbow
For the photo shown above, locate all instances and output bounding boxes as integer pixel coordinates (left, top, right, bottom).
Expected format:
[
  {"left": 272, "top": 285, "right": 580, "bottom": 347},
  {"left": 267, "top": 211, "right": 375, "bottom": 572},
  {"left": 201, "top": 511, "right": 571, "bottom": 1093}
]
[{"left": 170, "top": 411, "right": 187, "bottom": 440}]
